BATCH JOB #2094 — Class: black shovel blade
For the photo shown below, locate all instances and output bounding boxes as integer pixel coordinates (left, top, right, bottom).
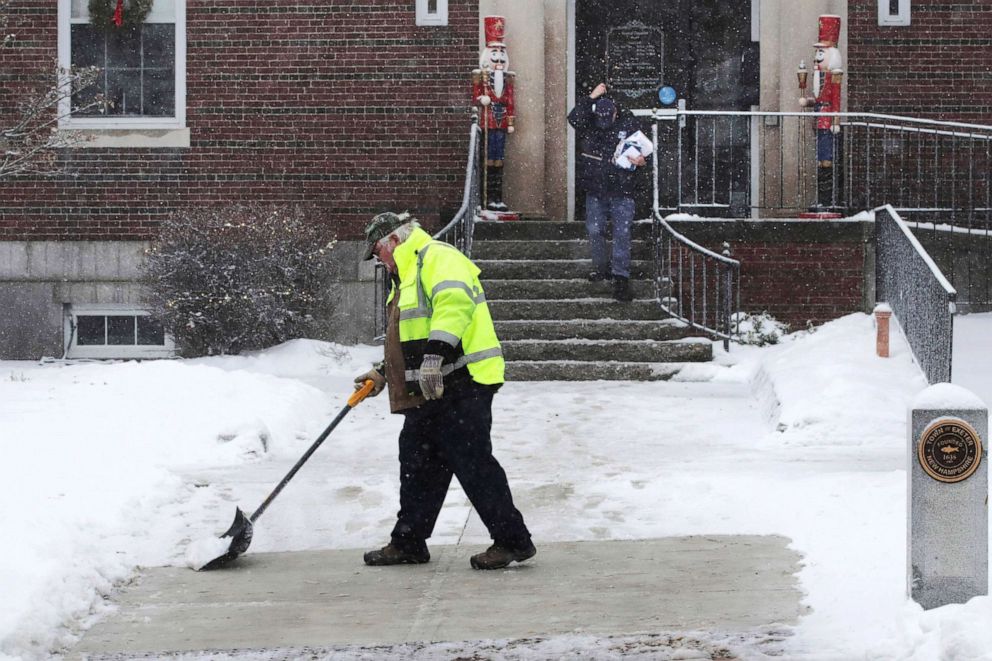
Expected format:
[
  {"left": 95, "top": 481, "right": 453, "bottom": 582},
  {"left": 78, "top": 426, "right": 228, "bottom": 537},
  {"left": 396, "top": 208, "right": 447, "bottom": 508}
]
[{"left": 198, "top": 507, "right": 254, "bottom": 571}]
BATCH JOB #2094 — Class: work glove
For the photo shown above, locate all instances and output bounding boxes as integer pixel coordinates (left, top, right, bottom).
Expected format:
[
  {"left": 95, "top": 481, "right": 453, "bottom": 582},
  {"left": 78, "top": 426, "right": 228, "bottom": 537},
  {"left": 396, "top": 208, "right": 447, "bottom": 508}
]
[
  {"left": 419, "top": 354, "right": 445, "bottom": 400},
  {"left": 354, "top": 366, "right": 385, "bottom": 397}
]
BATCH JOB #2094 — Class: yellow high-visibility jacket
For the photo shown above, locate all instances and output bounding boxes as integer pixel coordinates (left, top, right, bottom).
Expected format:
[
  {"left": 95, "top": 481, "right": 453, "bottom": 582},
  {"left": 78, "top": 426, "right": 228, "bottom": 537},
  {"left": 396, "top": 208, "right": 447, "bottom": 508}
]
[{"left": 388, "top": 227, "right": 504, "bottom": 395}]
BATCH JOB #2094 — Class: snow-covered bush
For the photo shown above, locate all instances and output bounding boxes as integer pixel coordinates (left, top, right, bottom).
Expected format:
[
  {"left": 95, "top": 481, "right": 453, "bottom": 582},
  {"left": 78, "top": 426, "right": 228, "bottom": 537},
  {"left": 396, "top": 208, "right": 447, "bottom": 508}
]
[
  {"left": 732, "top": 311, "right": 789, "bottom": 346},
  {"left": 142, "top": 204, "right": 336, "bottom": 356}
]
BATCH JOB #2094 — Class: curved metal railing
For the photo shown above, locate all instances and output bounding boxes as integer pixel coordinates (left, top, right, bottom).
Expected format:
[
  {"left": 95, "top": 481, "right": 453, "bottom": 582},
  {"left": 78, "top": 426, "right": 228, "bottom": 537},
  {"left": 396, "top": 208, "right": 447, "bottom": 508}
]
[
  {"left": 649, "top": 121, "right": 741, "bottom": 351},
  {"left": 433, "top": 111, "right": 482, "bottom": 254}
]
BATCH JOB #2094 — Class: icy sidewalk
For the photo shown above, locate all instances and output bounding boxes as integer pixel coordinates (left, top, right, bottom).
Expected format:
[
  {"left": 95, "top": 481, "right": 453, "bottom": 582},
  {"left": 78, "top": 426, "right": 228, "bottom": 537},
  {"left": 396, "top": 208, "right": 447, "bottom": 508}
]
[{"left": 72, "top": 537, "right": 802, "bottom": 658}]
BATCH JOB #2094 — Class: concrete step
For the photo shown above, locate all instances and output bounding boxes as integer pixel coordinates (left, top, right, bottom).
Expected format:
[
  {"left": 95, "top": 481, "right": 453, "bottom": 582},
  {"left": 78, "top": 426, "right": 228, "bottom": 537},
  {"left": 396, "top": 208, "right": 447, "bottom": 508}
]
[
  {"left": 494, "top": 319, "right": 695, "bottom": 341},
  {"left": 503, "top": 339, "right": 712, "bottom": 363},
  {"left": 485, "top": 278, "right": 655, "bottom": 300},
  {"left": 474, "top": 220, "right": 654, "bottom": 241},
  {"left": 473, "top": 239, "right": 653, "bottom": 261},
  {"left": 489, "top": 299, "right": 668, "bottom": 321},
  {"left": 478, "top": 259, "right": 653, "bottom": 280},
  {"left": 505, "top": 360, "right": 686, "bottom": 381}
]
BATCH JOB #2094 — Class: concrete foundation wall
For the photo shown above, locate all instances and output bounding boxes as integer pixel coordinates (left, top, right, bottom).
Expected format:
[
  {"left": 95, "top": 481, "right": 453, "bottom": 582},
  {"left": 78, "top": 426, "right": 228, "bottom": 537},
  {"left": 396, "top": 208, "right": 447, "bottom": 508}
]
[
  {"left": 0, "top": 240, "right": 379, "bottom": 359},
  {"left": 0, "top": 242, "right": 149, "bottom": 358}
]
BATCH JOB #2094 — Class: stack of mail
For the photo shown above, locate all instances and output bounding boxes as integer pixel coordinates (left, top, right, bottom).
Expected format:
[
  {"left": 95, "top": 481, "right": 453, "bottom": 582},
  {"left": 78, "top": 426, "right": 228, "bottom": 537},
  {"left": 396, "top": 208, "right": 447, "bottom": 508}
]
[{"left": 612, "top": 130, "right": 654, "bottom": 170}]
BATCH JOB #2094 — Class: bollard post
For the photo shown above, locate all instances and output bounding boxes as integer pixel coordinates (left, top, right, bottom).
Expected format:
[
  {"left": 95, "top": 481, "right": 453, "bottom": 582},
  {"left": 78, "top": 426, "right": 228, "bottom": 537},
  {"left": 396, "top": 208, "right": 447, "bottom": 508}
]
[
  {"left": 874, "top": 303, "right": 893, "bottom": 358},
  {"left": 908, "top": 383, "right": 988, "bottom": 610}
]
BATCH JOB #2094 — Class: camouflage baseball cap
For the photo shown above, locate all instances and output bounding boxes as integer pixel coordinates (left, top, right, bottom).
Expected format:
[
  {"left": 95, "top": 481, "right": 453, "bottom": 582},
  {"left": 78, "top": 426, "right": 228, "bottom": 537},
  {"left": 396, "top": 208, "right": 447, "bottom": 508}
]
[{"left": 362, "top": 211, "right": 408, "bottom": 261}]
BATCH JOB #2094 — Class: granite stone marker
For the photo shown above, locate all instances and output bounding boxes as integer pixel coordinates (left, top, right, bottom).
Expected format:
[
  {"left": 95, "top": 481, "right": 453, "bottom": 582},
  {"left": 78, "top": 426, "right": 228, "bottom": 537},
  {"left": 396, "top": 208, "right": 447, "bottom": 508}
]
[{"left": 909, "top": 383, "right": 988, "bottom": 610}]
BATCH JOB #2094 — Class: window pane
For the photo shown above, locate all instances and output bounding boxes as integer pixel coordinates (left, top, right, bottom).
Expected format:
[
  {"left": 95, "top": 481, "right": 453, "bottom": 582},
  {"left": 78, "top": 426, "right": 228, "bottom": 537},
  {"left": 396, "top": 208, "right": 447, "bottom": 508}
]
[
  {"left": 72, "top": 79, "right": 104, "bottom": 116},
  {"left": 143, "top": 69, "right": 174, "bottom": 116},
  {"left": 76, "top": 316, "right": 105, "bottom": 345},
  {"left": 106, "top": 26, "right": 141, "bottom": 69},
  {"left": 70, "top": 0, "right": 89, "bottom": 19},
  {"left": 70, "top": 24, "right": 103, "bottom": 68},
  {"left": 107, "top": 316, "right": 136, "bottom": 345},
  {"left": 137, "top": 317, "right": 166, "bottom": 345},
  {"left": 143, "top": 24, "right": 175, "bottom": 69},
  {"left": 106, "top": 69, "right": 142, "bottom": 115},
  {"left": 69, "top": 20, "right": 177, "bottom": 118}
]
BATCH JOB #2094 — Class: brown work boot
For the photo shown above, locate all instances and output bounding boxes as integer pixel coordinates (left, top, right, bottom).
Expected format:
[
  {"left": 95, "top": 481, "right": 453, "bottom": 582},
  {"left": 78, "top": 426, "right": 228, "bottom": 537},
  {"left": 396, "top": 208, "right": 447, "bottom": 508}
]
[
  {"left": 470, "top": 541, "right": 537, "bottom": 570},
  {"left": 363, "top": 542, "right": 430, "bottom": 566}
]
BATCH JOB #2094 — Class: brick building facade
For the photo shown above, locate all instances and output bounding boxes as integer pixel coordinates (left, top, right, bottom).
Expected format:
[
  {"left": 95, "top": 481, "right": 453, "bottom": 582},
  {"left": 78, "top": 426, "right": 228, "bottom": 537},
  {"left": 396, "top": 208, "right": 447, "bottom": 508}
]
[
  {"left": 1, "top": 1, "right": 990, "bottom": 358},
  {"left": 1, "top": 0, "right": 478, "bottom": 241},
  {"left": 848, "top": 0, "right": 992, "bottom": 124}
]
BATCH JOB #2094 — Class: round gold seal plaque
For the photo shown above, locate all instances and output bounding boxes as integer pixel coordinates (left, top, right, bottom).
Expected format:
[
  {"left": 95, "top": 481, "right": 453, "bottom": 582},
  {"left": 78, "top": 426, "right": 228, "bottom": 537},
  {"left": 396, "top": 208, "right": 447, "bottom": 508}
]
[{"left": 918, "top": 419, "right": 983, "bottom": 483}]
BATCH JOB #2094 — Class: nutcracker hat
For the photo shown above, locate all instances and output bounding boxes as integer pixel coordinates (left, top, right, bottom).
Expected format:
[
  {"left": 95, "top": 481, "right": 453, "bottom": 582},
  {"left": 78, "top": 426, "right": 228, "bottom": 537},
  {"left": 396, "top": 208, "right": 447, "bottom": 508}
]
[
  {"left": 814, "top": 15, "right": 841, "bottom": 47},
  {"left": 484, "top": 15, "right": 506, "bottom": 47}
]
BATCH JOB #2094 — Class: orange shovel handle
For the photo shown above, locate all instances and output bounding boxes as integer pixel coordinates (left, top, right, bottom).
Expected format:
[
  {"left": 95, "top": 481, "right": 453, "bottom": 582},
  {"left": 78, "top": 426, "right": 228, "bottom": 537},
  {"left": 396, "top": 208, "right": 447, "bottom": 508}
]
[{"left": 348, "top": 379, "right": 376, "bottom": 408}]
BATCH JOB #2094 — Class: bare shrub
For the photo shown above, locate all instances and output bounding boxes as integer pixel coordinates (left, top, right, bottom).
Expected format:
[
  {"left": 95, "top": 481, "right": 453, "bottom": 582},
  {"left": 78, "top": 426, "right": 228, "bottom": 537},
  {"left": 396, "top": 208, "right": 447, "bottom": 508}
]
[{"left": 142, "top": 204, "right": 336, "bottom": 356}]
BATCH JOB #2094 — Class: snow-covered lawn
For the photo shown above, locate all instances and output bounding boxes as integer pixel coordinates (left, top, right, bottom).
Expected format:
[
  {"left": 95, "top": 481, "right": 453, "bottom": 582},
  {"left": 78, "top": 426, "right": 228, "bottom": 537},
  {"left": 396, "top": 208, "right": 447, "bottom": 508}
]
[{"left": 1, "top": 313, "right": 990, "bottom": 660}]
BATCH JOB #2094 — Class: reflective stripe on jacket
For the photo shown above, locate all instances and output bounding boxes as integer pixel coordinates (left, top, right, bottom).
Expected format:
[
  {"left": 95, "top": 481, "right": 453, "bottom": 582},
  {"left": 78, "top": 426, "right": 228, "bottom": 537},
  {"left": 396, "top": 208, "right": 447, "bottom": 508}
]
[{"left": 387, "top": 227, "right": 504, "bottom": 394}]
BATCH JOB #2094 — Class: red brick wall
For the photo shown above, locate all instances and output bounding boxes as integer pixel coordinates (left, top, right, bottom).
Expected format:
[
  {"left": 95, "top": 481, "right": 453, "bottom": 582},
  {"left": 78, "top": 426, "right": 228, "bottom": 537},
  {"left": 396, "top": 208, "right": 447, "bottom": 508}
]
[
  {"left": 734, "top": 242, "right": 865, "bottom": 329},
  {"left": 848, "top": 0, "right": 992, "bottom": 123},
  {"left": 671, "top": 221, "right": 868, "bottom": 330},
  {"left": 0, "top": 0, "right": 479, "bottom": 241}
]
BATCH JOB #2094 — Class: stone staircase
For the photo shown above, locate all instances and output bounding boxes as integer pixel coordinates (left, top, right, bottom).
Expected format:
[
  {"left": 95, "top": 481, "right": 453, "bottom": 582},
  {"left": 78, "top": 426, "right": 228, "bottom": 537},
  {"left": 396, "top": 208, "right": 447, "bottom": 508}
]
[{"left": 473, "top": 219, "right": 714, "bottom": 381}]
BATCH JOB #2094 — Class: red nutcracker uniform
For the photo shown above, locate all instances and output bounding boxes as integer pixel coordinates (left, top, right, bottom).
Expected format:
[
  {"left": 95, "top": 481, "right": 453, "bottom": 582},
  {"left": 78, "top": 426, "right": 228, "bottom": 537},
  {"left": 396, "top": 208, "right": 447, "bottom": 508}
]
[
  {"left": 800, "top": 15, "right": 844, "bottom": 214},
  {"left": 472, "top": 16, "right": 515, "bottom": 211}
]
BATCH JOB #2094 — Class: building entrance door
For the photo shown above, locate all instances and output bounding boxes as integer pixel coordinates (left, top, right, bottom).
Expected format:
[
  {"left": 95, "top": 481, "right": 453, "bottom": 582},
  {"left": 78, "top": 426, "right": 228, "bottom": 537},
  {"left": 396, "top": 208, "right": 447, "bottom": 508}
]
[{"left": 573, "top": 0, "right": 758, "bottom": 219}]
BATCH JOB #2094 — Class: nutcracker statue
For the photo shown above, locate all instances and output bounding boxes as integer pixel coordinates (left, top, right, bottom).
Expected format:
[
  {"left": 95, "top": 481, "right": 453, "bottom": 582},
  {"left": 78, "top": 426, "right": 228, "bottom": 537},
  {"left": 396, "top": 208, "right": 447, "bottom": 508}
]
[
  {"left": 473, "top": 15, "right": 516, "bottom": 215},
  {"left": 799, "top": 14, "right": 844, "bottom": 218}
]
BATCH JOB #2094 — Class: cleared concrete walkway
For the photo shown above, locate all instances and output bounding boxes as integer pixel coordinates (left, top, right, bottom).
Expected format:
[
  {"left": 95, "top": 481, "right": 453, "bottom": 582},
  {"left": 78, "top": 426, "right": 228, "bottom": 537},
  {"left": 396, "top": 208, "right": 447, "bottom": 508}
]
[{"left": 73, "top": 536, "right": 803, "bottom": 658}]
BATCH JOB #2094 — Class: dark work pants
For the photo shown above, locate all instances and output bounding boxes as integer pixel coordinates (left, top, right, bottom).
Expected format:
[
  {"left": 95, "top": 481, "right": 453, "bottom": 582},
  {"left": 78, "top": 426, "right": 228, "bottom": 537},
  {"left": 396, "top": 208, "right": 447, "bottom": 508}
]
[{"left": 390, "top": 384, "right": 531, "bottom": 549}]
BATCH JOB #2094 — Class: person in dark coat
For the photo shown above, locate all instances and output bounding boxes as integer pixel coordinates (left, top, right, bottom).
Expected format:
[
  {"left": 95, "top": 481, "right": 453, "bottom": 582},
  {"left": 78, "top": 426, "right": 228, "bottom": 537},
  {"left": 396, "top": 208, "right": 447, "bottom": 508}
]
[{"left": 568, "top": 82, "right": 650, "bottom": 302}]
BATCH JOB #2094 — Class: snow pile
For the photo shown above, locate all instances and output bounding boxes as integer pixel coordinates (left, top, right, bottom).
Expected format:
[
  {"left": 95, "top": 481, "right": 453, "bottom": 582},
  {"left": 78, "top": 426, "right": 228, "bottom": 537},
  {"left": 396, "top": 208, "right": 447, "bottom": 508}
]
[
  {"left": 185, "top": 534, "right": 235, "bottom": 571},
  {"left": 0, "top": 340, "right": 378, "bottom": 660},
  {"left": 731, "top": 310, "right": 789, "bottom": 346},
  {"left": 913, "top": 382, "right": 987, "bottom": 411},
  {"left": 761, "top": 313, "right": 927, "bottom": 446}
]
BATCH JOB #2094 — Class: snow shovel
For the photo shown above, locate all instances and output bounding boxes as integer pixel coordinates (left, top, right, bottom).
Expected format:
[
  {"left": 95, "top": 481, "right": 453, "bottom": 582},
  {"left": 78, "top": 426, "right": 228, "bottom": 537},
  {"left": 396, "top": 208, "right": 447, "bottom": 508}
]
[{"left": 194, "top": 379, "right": 377, "bottom": 571}]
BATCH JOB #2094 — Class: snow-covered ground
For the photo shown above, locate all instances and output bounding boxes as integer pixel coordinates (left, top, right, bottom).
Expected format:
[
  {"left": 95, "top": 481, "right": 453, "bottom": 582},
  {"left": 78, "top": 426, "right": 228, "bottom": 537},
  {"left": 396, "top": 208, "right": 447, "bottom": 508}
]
[{"left": 1, "top": 313, "right": 990, "bottom": 660}]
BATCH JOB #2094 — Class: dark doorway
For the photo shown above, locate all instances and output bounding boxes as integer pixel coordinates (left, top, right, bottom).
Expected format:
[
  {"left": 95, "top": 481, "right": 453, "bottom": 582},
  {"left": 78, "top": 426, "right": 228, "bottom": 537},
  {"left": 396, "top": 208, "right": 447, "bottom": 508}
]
[{"left": 574, "top": 0, "right": 758, "bottom": 218}]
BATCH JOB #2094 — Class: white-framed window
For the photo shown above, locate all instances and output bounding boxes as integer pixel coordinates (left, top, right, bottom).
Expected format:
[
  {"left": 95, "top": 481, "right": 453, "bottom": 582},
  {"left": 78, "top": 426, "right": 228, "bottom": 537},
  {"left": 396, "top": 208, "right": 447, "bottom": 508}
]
[
  {"left": 58, "top": 0, "right": 186, "bottom": 129},
  {"left": 878, "top": 0, "right": 911, "bottom": 26},
  {"left": 415, "top": 0, "right": 448, "bottom": 26},
  {"left": 64, "top": 305, "right": 176, "bottom": 359}
]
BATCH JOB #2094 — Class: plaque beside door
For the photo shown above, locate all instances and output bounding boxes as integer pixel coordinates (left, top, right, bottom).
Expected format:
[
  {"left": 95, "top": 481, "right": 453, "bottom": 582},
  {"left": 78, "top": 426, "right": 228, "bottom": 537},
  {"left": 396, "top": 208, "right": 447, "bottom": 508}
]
[{"left": 606, "top": 20, "right": 665, "bottom": 106}]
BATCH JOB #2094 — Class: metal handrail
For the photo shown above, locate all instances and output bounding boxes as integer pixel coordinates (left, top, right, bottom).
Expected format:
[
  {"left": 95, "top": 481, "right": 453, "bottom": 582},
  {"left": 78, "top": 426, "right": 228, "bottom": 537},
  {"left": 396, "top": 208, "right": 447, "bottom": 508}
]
[
  {"left": 650, "top": 121, "right": 741, "bottom": 350},
  {"left": 373, "top": 111, "right": 481, "bottom": 340},
  {"left": 631, "top": 106, "right": 992, "bottom": 228},
  {"left": 875, "top": 204, "right": 957, "bottom": 383},
  {"left": 637, "top": 108, "right": 992, "bottom": 133},
  {"left": 433, "top": 110, "right": 482, "bottom": 255}
]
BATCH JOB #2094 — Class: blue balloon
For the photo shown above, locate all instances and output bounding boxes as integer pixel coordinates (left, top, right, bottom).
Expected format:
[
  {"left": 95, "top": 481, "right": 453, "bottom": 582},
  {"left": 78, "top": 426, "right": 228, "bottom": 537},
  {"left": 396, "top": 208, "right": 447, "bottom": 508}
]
[{"left": 658, "top": 86, "right": 677, "bottom": 105}]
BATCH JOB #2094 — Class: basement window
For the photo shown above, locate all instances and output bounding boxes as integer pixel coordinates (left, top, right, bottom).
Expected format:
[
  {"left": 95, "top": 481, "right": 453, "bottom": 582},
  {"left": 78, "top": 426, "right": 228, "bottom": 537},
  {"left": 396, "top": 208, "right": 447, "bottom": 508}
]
[
  {"left": 416, "top": 0, "right": 448, "bottom": 26},
  {"left": 878, "top": 0, "right": 911, "bottom": 26},
  {"left": 65, "top": 306, "right": 175, "bottom": 359}
]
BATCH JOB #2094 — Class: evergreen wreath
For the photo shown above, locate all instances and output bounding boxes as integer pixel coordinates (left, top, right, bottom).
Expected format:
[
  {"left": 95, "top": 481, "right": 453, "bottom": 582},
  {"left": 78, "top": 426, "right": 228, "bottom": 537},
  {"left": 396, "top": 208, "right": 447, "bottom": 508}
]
[{"left": 88, "top": 0, "right": 154, "bottom": 31}]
